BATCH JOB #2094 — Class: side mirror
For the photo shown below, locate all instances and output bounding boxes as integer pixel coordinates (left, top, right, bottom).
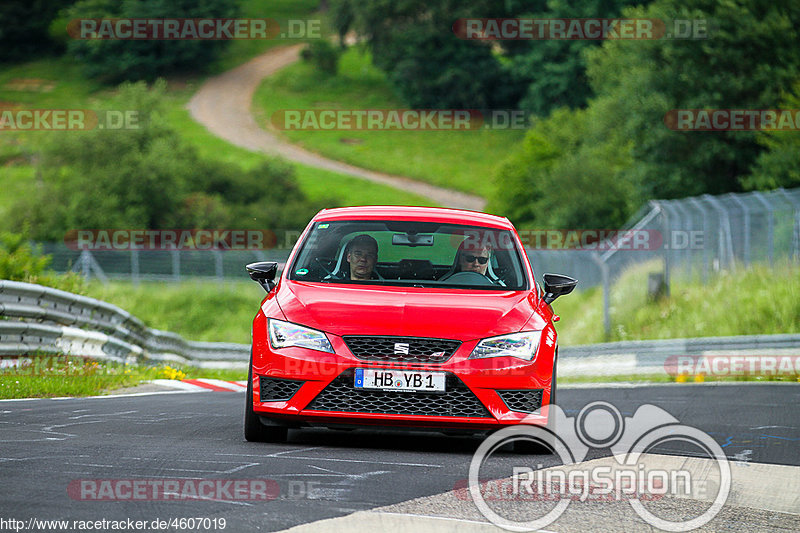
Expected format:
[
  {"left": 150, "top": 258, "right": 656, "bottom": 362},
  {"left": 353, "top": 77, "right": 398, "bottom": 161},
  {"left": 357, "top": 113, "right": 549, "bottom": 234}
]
[
  {"left": 246, "top": 261, "right": 278, "bottom": 293},
  {"left": 542, "top": 273, "right": 577, "bottom": 305}
]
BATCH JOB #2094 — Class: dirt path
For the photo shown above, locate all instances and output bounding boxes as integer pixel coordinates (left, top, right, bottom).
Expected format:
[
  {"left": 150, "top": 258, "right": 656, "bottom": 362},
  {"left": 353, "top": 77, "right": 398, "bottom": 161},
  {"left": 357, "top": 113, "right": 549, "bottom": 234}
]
[{"left": 187, "top": 45, "right": 486, "bottom": 211}]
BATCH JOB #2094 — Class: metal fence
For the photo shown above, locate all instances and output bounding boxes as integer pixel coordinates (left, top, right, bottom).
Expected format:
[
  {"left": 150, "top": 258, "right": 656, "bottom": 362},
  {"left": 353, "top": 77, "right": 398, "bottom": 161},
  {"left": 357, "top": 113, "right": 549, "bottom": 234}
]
[
  {"left": 40, "top": 187, "right": 800, "bottom": 334},
  {"left": 528, "top": 186, "right": 800, "bottom": 335}
]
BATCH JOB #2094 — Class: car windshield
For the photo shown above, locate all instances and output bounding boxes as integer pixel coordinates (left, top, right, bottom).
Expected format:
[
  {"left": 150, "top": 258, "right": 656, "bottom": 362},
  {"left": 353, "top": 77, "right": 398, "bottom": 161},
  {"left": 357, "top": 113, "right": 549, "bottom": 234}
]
[{"left": 288, "top": 220, "right": 528, "bottom": 290}]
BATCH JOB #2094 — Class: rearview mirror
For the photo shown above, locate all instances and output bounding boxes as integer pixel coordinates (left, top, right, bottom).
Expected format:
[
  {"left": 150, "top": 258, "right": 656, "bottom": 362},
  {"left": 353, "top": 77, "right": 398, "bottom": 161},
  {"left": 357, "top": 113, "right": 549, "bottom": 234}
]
[
  {"left": 246, "top": 261, "right": 278, "bottom": 293},
  {"left": 542, "top": 273, "right": 578, "bottom": 305}
]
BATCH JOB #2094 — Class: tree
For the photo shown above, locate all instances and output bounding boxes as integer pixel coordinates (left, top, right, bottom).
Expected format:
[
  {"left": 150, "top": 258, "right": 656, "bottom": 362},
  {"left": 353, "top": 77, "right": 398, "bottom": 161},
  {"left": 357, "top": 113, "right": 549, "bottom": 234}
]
[
  {"left": 0, "top": 0, "right": 76, "bottom": 61},
  {"left": 11, "top": 81, "right": 320, "bottom": 240},
  {"left": 743, "top": 82, "right": 800, "bottom": 190},
  {"left": 510, "top": 0, "right": 645, "bottom": 117},
  {"left": 330, "top": 0, "right": 528, "bottom": 108},
  {"left": 61, "top": 0, "right": 240, "bottom": 82},
  {"left": 585, "top": 0, "right": 800, "bottom": 199},
  {"left": 489, "top": 106, "right": 636, "bottom": 229}
]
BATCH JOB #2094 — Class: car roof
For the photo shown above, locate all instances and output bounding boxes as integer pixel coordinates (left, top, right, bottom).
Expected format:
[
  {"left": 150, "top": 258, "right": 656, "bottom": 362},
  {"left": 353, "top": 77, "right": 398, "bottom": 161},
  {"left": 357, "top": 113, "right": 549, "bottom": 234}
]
[{"left": 312, "top": 206, "right": 514, "bottom": 230}]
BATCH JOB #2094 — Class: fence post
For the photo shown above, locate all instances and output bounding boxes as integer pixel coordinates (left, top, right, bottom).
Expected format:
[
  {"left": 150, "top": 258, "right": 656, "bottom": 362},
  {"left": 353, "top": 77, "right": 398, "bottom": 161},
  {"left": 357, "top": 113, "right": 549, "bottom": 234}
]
[
  {"left": 750, "top": 191, "right": 774, "bottom": 267},
  {"left": 672, "top": 200, "right": 694, "bottom": 278},
  {"left": 703, "top": 194, "right": 735, "bottom": 271},
  {"left": 728, "top": 193, "right": 750, "bottom": 266},
  {"left": 72, "top": 249, "right": 109, "bottom": 284},
  {"left": 657, "top": 201, "right": 674, "bottom": 293},
  {"left": 688, "top": 197, "right": 710, "bottom": 282},
  {"left": 777, "top": 188, "right": 800, "bottom": 261},
  {"left": 591, "top": 252, "right": 611, "bottom": 339},
  {"left": 131, "top": 249, "right": 140, "bottom": 287},
  {"left": 171, "top": 248, "right": 180, "bottom": 282},
  {"left": 214, "top": 250, "right": 224, "bottom": 285}
]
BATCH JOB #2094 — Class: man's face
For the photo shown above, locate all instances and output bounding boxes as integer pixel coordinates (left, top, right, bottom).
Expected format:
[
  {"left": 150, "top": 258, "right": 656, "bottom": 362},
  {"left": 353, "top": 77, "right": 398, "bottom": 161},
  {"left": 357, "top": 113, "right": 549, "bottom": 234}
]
[
  {"left": 347, "top": 245, "right": 377, "bottom": 280},
  {"left": 458, "top": 249, "right": 490, "bottom": 274}
]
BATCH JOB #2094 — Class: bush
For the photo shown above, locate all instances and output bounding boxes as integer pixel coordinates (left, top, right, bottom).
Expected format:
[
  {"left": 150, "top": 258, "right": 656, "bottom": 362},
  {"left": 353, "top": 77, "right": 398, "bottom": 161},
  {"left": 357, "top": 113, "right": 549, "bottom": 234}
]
[
  {"left": 300, "top": 40, "right": 341, "bottom": 76},
  {"left": 60, "top": 0, "right": 240, "bottom": 82},
  {"left": 11, "top": 81, "right": 321, "bottom": 241},
  {"left": 0, "top": 232, "right": 85, "bottom": 293},
  {"left": 0, "top": 0, "right": 75, "bottom": 62}
]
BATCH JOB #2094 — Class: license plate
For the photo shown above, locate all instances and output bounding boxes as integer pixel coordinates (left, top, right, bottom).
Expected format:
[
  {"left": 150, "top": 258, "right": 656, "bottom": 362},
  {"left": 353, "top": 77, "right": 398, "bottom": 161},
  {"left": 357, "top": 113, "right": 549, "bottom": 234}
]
[{"left": 354, "top": 368, "right": 446, "bottom": 392}]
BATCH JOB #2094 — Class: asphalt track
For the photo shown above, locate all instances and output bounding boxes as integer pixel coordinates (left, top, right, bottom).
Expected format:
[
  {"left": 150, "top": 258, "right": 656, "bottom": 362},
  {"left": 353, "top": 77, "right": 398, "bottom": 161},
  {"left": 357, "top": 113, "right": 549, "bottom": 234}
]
[{"left": 0, "top": 384, "right": 797, "bottom": 532}]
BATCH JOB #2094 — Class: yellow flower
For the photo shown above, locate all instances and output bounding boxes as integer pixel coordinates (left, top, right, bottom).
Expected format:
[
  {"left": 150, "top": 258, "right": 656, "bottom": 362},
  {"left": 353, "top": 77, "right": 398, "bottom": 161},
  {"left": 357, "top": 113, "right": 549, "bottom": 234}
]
[
  {"left": 694, "top": 373, "right": 705, "bottom": 383},
  {"left": 675, "top": 374, "right": 687, "bottom": 383}
]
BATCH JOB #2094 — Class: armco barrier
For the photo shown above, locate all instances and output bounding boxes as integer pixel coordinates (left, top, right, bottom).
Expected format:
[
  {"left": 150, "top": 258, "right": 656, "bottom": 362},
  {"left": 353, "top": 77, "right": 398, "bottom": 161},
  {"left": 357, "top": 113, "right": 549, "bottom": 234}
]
[
  {"left": 559, "top": 334, "right": 800, "bottom": 377},
  {"left": 0, "top": 280, "right": 249, "bottom": 369},
  {"left": 1, "top": 280, "right": 798, "bottom": 376}
]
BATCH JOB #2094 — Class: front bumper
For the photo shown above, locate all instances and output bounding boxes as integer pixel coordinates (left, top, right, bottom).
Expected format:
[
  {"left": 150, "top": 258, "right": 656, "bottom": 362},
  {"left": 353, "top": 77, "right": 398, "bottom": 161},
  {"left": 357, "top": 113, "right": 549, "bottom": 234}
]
[{"left": 251, "top": 333, "right": 553, "bottom": 430}]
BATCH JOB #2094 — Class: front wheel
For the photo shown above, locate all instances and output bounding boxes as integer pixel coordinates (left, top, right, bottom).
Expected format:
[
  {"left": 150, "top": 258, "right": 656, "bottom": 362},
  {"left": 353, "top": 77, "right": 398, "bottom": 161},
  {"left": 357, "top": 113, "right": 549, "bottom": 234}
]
[
  {"left": 244, "top": 363, "right": 288, "bottom": 443},
  {"left": 512, "top": 355, "right": 557, "bottom": 455}
]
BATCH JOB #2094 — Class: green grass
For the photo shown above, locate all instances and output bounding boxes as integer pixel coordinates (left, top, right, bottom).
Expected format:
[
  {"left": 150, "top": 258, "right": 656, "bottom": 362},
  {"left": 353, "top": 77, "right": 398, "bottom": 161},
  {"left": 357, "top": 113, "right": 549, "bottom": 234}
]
[
  {"left": 211, "top": 0, "right": 327, "bottom": 73},
  {"left": 84, "top": 280, "right": 263, "bottom": 344},
  {"left": 68, "top": 261, "right": 800, "bottom": 349},
  {"left": 253, "top": 45, "right": 525, "bottom": 199},
  {"left": 167, "top": 105, "right": 436, "bottom": 206},
  {"left": 0, "top": 356, "right": 246, "bottom": 399},
  {"left": 553, "top": 260, "right": 800, "bottom": 346},
  {"left": 0, "top": 0, "right": 431, "bottom": 235}
]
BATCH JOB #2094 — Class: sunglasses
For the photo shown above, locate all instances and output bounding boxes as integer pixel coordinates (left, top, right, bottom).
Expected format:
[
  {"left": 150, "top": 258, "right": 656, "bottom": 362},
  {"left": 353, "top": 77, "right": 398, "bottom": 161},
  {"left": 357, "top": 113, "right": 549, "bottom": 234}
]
[{"left": 461, "top": 254, "right": 489, "bottom": 264}]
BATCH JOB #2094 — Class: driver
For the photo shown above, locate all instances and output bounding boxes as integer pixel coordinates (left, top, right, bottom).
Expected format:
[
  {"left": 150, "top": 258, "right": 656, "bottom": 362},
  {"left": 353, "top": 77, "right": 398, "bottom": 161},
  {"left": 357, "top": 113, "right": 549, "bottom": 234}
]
[
  {"left": 346, "top": 234, "right": 379, "bottom": 280},
  {"left": 455, "top": 240, "right": 491, "bottom": 276}
]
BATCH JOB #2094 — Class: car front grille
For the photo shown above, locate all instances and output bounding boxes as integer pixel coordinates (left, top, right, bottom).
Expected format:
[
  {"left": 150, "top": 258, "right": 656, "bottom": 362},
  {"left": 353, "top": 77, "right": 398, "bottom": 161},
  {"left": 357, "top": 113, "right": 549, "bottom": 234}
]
[
  {"left": 342, "top": 336, "right": 461, "bottom": 364},
  {"left": 496, "top": 389, "right": 544, "bottom": 413},
  {"left": 259, "top": 376, "right": 304, "bottom": 402},
  {"left": 306, "top": 369, "right": 491, "bottom": 418}
]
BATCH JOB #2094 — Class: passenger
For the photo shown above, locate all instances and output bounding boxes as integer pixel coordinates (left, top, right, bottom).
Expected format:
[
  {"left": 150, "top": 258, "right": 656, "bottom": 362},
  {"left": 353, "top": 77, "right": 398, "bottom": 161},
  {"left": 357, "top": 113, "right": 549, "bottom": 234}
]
[{"left": 454, "top": 240, "right": 491, "bottom": 276}]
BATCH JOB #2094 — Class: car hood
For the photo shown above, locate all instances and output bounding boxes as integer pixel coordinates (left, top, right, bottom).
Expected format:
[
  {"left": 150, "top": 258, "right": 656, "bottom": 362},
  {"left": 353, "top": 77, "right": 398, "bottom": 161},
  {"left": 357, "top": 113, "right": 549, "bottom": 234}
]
[{"left": 277, "top": 281, "right": 536, "bottom": 341}]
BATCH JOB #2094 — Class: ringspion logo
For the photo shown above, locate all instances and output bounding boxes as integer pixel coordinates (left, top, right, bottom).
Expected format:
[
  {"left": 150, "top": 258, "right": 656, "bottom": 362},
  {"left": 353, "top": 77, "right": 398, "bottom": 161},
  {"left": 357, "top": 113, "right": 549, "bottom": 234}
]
[{"left": 469, "top": 402, "right": 730, "bottom": 531}]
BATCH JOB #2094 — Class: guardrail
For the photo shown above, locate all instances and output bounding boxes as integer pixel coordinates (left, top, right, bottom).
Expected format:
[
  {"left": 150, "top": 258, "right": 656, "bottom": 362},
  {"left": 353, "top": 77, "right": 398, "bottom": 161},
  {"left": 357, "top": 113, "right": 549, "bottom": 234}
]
[
  {"left": 0, "top": 280, "right": 249, "bottom": 369},
  {"left": 2, "top": 280, "right": 798, "bottom": 376},
  {"left": 559, "top": 334, "right": 800, "bottom": 377}
]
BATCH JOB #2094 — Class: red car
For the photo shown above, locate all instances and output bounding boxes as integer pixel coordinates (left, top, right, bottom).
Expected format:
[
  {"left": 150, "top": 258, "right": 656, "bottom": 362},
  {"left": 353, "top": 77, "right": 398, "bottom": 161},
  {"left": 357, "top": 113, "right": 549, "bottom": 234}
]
[{"left": 244, "top": 206, "right": 576, "bottom": 443}]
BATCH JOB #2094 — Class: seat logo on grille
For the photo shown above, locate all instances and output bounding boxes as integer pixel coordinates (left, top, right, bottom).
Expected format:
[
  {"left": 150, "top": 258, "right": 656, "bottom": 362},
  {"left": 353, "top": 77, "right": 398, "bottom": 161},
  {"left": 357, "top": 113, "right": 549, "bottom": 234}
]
[{"left": 393, "top": 342, "right": 410, "bottom": 355}]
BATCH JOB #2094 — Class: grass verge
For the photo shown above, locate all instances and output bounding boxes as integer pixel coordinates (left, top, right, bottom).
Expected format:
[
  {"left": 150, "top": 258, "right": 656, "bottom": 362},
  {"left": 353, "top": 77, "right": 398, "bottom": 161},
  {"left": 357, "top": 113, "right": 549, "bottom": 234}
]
[
  {"left": 0, "top": 357, "right": 247, "bottom": 399},
  {"left": 554, "top": 260, "right": 800, "bottom": 345},
  {"left": 84, "top": 280, "right": 261, "bottom": 344},
  {"left": 253, "top": 45, "right": 524, "bottom": 199}
]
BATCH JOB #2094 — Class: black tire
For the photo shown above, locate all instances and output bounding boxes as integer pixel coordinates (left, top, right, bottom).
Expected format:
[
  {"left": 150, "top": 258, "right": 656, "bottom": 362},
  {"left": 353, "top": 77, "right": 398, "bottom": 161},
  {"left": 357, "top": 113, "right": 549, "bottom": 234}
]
[
  {"left": 512, "top": 354, "right": 557, "bottom": 455},
  {"left": 244, "top": 363, "right": 288, "bottom": 443}
]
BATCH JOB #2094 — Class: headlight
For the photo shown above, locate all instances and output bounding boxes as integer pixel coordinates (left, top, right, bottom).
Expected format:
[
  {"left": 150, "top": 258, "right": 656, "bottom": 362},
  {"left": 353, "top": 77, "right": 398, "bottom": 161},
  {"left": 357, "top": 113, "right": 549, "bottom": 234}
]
[
  {"left": 268, "top": 319, "right": 334, "bottom": 353},
  {"left": 468, "top": 331, "right": 542, "bottom": 361}
]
